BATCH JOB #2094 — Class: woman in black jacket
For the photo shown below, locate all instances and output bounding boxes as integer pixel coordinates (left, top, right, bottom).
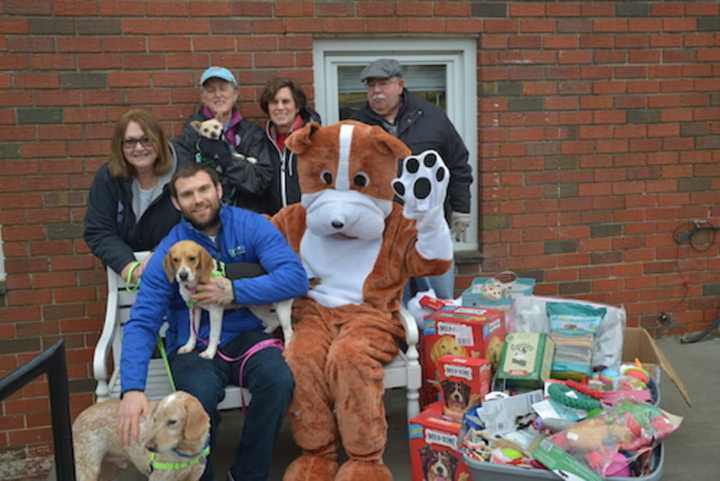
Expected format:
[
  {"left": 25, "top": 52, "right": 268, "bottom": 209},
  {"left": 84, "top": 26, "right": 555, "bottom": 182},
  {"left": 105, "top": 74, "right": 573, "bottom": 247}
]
[
  {"left": 174, "top": 66, "right": 273, "bottom": 213},
  {"left": 259, "top": 77, "right": 321, "bottom": 215},
  {"left": 84, "top": 109, "right": 182, "bottom": 283}
]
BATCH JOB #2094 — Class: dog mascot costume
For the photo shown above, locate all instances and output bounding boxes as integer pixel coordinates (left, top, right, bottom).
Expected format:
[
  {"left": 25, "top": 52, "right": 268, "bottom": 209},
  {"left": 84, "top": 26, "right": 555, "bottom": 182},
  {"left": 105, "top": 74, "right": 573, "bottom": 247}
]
[{"left": 272, "top": 120, "right": 453, "bottom": 481}]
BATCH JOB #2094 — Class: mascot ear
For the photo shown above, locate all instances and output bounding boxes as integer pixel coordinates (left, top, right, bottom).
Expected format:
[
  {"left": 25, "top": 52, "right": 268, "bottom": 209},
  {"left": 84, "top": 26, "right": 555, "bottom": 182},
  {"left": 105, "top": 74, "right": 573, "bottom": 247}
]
[
  {"left": 286, "top": 121, "right": 321, "bottom": 155},
  {"left": 368, "top": 125, "right": 411, "bottom": 160}
]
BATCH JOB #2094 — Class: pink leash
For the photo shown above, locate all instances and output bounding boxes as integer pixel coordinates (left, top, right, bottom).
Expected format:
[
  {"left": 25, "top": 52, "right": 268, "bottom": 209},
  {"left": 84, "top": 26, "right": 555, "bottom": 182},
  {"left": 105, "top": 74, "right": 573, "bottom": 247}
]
[{"left": 190, "top": 314, "right": 284, "bottom": 410}]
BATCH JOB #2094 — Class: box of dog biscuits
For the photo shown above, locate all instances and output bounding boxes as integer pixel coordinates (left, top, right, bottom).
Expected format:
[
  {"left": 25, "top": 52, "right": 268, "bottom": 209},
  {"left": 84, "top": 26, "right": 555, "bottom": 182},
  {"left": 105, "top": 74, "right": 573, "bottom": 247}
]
[
  {"left": 409, "top": 401, "right": 470, "bottom": 481},
  {"left": 421, "top": 306, "right": 505, "bottom": 389},
  {"left": 437, "top": 355, "right": 491, "bottom": 422}
]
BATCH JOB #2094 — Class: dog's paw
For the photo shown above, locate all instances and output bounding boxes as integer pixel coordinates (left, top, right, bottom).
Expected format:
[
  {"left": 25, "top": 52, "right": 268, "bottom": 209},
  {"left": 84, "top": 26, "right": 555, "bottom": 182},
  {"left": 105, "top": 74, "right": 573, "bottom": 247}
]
[
  {"left": 199, "top": 347, "right": 216, "bottom": 360},
  {"left": 392, "top": 150, "right": 449, "bottom": 220},
  {"left": 178, "top": 342, "right": 195, "bottom": 354}
]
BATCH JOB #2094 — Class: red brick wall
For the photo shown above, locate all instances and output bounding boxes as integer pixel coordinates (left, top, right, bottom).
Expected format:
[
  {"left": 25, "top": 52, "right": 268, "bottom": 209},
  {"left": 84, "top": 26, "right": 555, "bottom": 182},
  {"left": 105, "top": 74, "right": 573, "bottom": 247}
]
[{"left": 0, "top": 1, "right": 718, "bottom": 476}]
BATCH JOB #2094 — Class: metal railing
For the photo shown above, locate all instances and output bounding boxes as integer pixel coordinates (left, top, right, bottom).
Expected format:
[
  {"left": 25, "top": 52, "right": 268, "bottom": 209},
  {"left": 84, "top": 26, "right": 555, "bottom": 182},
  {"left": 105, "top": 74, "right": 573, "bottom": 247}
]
[{"left": 0, "top": 340, "right": 76, "bottom": 481}]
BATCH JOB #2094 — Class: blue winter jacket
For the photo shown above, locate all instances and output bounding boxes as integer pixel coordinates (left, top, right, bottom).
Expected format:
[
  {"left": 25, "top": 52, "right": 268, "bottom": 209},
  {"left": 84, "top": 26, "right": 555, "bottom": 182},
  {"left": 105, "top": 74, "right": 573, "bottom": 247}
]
[{"left": 120, "top": 205, "right": 308, "bottom": 393}]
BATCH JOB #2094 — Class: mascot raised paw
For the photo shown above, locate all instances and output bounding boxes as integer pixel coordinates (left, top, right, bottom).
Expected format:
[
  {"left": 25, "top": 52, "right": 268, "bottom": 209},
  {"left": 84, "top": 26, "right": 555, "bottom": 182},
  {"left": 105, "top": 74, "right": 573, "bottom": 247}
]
[{"left": 272, "top": 121, "right": 453, "bottom": 481}]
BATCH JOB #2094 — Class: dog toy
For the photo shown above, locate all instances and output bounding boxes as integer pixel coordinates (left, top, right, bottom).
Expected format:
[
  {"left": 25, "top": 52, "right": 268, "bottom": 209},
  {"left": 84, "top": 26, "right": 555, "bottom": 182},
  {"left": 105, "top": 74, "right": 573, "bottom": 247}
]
[{"left": 547, "top": 382, "right": 602, "bottom": 412}]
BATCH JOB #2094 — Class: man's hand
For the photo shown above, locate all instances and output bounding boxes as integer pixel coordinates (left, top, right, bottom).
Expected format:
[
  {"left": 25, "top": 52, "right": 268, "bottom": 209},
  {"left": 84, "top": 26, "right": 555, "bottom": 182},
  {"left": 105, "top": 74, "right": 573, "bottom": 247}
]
[
  {"left": 118, "top": 391, "right": 149, "bottom": 447},
  {"left": 451, "top": 211, "right": 471, "bottom": 242},
  {"left": 192, "top": 277, "right": 234, "bottom": 305}
]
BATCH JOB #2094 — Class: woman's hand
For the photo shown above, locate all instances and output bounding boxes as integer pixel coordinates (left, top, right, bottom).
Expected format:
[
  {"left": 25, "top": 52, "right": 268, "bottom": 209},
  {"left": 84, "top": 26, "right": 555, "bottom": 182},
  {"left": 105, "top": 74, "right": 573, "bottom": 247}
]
[{"left": 120, "top": 253, "right": 153, "bottom": 284}]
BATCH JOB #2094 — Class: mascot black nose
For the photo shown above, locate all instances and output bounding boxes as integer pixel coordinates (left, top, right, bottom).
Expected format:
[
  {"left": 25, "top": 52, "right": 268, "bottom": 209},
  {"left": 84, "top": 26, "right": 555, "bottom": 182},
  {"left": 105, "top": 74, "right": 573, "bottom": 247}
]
[
  {"left": 179, "top": 271, "right": 188, "bottom": 281},
  {"left": 331, "top": 220, "right": 344, "bottom": 229}
]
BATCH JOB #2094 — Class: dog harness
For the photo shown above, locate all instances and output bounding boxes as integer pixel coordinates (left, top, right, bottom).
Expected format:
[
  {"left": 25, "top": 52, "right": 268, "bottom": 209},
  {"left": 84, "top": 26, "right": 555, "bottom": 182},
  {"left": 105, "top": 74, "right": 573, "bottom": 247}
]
[{"left": 147, "top": 443, "right": 210, "bottom": 473}]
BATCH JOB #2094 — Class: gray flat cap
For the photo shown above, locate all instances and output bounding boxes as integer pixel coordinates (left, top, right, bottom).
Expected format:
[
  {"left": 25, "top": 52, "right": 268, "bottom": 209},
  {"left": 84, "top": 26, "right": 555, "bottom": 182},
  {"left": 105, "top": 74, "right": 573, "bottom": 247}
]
[{"left": 360, "top": 58, "right": 403, "bottom": 82}]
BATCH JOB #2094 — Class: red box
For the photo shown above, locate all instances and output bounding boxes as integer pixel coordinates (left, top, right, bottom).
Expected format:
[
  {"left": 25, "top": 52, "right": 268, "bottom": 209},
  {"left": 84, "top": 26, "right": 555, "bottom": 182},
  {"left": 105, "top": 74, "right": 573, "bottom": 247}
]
[
  {"left": 437, "top": 355, "right": 491, "bottom": 421},
  {"left": 409, "top": 401, "right": 470, "bottom": 481},
  {"left": 422, "top": 306, "right": 505, "bottom": 386}
]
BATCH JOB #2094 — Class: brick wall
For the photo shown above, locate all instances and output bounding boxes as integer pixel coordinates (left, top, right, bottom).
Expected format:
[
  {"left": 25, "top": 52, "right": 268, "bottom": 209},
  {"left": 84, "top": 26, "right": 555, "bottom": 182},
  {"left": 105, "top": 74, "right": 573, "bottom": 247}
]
[{"left": 0, "top": 1, "right": 718, "bottom": 477}]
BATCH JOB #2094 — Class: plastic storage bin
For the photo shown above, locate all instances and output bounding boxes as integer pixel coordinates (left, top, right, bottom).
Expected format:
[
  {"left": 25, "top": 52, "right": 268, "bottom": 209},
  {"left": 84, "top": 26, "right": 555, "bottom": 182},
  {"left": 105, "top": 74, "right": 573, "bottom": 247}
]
[{"left": 465, "top": 444, "right": 663, "bottom": 481}]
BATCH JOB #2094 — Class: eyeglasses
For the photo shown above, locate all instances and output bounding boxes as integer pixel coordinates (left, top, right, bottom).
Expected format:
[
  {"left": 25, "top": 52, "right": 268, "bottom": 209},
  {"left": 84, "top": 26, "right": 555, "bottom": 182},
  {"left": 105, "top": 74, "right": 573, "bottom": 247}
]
[{"left": 122, "top": 137, "right": 154, "bottom": 150}]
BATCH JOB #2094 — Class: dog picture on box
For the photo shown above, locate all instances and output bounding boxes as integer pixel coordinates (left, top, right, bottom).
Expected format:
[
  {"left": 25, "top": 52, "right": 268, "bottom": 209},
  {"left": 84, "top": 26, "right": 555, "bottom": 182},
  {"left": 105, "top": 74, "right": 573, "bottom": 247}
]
[{"left": 271, "top": 120, "right": 454, "bottom": 481}]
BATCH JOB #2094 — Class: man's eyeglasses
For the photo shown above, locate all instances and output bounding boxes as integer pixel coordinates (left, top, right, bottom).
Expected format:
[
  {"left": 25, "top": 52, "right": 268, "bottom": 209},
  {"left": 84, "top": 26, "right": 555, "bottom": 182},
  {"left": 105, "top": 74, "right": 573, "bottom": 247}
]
[{"left": 122, "top": 137, "right": 154, "bottom": 150}]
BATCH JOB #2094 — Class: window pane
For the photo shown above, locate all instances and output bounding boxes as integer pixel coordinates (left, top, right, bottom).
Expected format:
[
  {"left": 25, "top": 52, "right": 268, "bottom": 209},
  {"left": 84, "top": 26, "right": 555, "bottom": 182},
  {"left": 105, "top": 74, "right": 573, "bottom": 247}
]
[{"left": 338, "top": 64, "right": 447, "bottom": 120}]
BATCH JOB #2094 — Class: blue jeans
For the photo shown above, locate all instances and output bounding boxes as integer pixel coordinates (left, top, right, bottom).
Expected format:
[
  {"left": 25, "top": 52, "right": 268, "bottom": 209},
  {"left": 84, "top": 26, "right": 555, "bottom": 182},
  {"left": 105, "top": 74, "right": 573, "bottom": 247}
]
[
  {"left": 403, "top": 261, "right": 456, "bottom": 303},
  {"left": 170, "top": 330, "right": 294, "bottom": 481}
]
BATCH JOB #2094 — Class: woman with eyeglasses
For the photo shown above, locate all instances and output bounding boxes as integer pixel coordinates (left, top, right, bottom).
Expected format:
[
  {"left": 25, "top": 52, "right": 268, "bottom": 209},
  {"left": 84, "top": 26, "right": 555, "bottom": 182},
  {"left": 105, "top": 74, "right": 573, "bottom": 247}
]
[
  {"left": 84, "top": 109, "right": 182, "bottom": 283},
  {"left": 174, "top": 66, "right": 273, "bottom": 212}
]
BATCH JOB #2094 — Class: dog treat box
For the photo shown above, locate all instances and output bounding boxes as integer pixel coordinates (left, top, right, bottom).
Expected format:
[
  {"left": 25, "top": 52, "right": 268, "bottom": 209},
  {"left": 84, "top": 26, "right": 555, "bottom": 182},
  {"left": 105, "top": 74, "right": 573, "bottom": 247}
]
[
  {"left": 437, "top": 355, "right": 491, "bottom": 421},
  {"left": 422, "top": 306, "right": 505, "bottom": 387},
  {"left": 496, "top": 332, "right": 556, "bottom": 389},
  {"left": 409, "top": 401, "right": 470, "bottom": 481}
]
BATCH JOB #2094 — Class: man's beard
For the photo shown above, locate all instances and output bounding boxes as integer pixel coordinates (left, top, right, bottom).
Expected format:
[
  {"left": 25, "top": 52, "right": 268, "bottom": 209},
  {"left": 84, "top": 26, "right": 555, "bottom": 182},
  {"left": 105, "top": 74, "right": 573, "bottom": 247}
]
[{"left": 184, "top": 206, "right": 220, "bottom": 232}]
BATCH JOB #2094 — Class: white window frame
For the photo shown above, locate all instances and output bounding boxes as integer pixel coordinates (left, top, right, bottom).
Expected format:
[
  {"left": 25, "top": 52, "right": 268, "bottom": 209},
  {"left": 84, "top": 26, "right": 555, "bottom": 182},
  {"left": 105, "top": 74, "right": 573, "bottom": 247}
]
[{"left": 313, "top": 38, "right": 479, "bottom": 251}]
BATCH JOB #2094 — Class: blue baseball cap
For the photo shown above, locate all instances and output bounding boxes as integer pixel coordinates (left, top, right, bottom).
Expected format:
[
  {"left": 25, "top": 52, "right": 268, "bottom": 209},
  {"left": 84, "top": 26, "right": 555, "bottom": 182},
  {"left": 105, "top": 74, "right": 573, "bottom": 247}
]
[{"left": 200, "top": 66, "right": 238, "bottom": 87}]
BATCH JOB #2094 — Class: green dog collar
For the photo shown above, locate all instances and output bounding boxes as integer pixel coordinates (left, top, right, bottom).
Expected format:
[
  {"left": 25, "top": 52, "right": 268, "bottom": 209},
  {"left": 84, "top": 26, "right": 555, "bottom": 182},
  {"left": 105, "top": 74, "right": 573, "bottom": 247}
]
[{"left": 148, "top": 445, "right": 210, "bottom": 472}]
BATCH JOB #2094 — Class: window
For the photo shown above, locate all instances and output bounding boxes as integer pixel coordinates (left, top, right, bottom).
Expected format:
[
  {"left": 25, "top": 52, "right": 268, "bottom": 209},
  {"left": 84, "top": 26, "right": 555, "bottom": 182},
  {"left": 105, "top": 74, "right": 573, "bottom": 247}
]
[{"left": 313, "top": 38, "right": 478, "bottom": 251}]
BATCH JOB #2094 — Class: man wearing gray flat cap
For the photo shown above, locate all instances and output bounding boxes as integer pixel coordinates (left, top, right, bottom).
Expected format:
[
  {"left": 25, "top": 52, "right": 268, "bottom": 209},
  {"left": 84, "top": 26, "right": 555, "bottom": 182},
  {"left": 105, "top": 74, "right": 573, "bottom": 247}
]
[{"left": 353, "top": 58, "right": 473, "bottom": 302}]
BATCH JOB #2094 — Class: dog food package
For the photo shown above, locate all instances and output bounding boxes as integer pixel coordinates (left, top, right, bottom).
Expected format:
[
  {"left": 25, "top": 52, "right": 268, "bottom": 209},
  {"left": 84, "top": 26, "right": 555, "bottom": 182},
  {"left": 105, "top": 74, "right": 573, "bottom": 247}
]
[
  {"left": 496, "top": 332, "right": 555, "bottom": 389},
  {"left": 422, "top": 306, "right": 506, "bottom": 387},
  {"left": 437, "top": 355, "right": 491, "bottom": 421},
  {"left": 409, "top": 401, "right": 470, "bottom": 481}
]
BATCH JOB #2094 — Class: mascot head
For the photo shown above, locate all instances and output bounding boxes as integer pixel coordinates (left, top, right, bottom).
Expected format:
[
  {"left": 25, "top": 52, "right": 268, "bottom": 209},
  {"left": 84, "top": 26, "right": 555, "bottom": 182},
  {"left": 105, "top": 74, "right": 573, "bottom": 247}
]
[{"left": 286, "top": 120, "right": 410, "bottom": 240}]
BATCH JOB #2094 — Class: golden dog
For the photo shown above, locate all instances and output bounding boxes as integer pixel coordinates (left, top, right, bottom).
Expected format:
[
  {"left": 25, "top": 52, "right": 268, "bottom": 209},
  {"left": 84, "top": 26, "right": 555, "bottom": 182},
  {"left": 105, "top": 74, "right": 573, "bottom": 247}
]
[{"left": 72, "top": 391, "right": 210, "bottom": 481}]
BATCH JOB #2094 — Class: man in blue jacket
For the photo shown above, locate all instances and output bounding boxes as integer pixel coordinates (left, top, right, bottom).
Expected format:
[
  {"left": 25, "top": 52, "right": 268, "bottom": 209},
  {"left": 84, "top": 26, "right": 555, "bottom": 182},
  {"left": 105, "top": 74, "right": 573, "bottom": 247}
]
[{"left": 117, "top": 162, "right": 308, "bottom": 481}]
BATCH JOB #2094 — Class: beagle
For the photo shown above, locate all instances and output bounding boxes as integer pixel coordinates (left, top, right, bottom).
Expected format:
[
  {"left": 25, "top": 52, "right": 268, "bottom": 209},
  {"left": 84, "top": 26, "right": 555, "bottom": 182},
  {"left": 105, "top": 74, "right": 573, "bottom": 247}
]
[
  {"left": 73, "top": 391, "right": 210, "bottom": 481},
  {"left": 164, "top": 240, "right": 294, "bottom": 360}
]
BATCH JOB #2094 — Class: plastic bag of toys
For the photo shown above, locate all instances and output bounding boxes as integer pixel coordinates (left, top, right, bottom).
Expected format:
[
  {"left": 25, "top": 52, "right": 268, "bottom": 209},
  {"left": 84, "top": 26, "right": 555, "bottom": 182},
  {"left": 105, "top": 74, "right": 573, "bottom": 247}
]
[{"left": 546, "top": 400, "right": 682, "bottom": 477}]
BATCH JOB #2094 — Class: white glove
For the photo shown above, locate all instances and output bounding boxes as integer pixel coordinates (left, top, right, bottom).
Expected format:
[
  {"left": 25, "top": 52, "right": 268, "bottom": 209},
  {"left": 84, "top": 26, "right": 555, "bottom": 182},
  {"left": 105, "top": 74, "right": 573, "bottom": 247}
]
[
  {"left": 451, "top": 212, "right": 471, "bottom": 242},
  {"left": 392, "top": 150, "right": 453, "bottom": 260}
]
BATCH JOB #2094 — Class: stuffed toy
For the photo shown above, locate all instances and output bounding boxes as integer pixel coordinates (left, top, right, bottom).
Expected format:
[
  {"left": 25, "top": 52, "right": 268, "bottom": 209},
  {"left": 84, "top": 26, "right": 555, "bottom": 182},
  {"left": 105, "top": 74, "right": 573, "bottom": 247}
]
[{"left": 272, "top": 120, "right": 454, "bottom": 481}]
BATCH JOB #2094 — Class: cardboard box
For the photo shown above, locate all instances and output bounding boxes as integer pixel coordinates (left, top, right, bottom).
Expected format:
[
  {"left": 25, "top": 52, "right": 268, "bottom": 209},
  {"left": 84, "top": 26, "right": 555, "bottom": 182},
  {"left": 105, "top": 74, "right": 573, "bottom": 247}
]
[
  {"left": 496, "top": 332, "right": 555, "bottom": 389},
  {"left": 409, "top": 401, "right": 470, "bottom": 481},
  {"left": 622, "top": 327, "right": 690, "bottom": 406},
  {"left": 437, "top": 355, "right": 491, "bottom": 421},
  {"left": 422, "top": 306, "right": 506, "bottom": 387}
]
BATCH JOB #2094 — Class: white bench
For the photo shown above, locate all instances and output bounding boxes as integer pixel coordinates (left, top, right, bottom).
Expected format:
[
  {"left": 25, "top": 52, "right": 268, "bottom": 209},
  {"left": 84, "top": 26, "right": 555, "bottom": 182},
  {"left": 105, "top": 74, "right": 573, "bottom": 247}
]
[{"left": 93, "top": 252, "right": 422, "bottom": 418}]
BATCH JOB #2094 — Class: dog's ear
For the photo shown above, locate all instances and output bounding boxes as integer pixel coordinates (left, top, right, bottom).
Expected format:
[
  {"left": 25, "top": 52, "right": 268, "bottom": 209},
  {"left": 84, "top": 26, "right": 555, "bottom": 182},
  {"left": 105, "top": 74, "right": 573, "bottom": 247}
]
[
  {"left": 190, "top": 120, "right": 202, "bottom": 134},
  {"left": 182, "top": 393, "right": 210, "bottom": 443},
  {"left": 419, "top": 445, "right": 433, "bottom": 465},
  {"left": 440, "top": 379, "right": 451, "bottom": 393},
  {"left": 197, "top": 247, "right": 214, "bottom": 283},
  {"left": 369, "top": 124, "right": 411, "bottom": 160},
  {"left": 163, "top": 251, "right": 176, "bottom": 283},
  {"left": 285, "top": 121, "right": 320, "bottom": 155}
]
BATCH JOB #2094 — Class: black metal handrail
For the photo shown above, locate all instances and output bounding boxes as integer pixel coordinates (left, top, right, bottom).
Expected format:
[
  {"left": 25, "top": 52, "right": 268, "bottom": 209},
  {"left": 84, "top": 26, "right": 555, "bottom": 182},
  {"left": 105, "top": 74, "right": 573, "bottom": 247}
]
[{"left": 0, "top": 340, "right": 76, "bottom": 481}]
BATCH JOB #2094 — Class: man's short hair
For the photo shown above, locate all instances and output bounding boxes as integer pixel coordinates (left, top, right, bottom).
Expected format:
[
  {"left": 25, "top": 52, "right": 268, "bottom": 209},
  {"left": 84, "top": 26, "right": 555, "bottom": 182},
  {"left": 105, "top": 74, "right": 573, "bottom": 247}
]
[
  {"left": 169, "top": 162, "right": 221, "bottom": 198},
  {"left": 360, "top": 58, "right": 403, "bottom": 83}
]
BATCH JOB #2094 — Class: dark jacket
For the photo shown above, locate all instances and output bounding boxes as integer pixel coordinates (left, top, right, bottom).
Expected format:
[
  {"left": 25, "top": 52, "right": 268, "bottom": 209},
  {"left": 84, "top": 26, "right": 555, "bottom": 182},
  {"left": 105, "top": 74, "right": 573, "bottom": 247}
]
[
  {"left": 83, "top": 145, "right": 182, "bottom": 275},
  {"left": 121, "top": 205, "right": 309, "bottom": 392},
  {"left": 174, "top": 110, "right": 273, "bottom": 213},
  {"left": 352, "top": 90, "right": 473, "bottom": 222},
  {"left": 262, "top": 108, "right": 321, "bottom": 215}
]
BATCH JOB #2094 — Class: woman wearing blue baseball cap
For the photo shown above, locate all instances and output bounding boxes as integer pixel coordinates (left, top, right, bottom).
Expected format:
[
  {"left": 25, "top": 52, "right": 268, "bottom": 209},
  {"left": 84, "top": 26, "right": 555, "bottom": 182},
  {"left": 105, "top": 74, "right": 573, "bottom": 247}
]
[{"left": 174, "top": 66, "right": 273, "bottom": 212}]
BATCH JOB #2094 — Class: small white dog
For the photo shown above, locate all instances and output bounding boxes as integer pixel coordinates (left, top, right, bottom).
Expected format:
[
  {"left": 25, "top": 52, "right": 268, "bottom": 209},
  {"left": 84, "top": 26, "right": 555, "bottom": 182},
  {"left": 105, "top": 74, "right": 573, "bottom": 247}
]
[
  {"left": 190, "top": 118, "right": 223, "bottom": 140},
  {"left": 164, "top": 240, "right": 294, "bottom": 360},
  {"left": 191, "top": 118, "right": 257, "bottom": 164}
]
